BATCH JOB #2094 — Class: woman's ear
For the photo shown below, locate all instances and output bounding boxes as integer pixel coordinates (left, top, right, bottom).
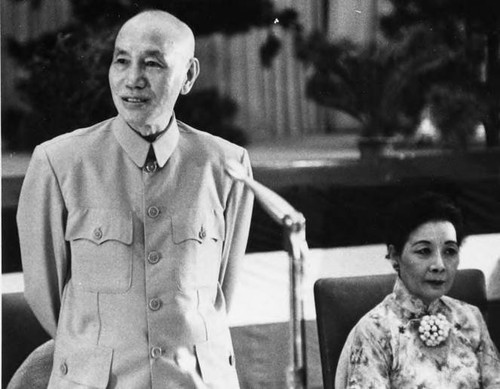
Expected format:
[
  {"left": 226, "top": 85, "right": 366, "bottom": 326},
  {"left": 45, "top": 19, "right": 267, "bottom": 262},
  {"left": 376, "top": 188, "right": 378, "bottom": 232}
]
[
  {"left": 386, "top": 244, "right": 400, "bottom": 274},
  {"left": 180, "top": 57, "right": 200, "bottom": 95}
]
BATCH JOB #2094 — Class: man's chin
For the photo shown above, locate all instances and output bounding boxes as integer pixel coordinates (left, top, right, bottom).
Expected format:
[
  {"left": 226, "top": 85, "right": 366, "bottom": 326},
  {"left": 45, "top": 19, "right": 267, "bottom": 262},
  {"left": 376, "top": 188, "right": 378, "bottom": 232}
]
[
  {"left": 117, "top": 115, "right": 144, "bottom": 132},
  {"left": 119, "top": 113, "right": 146, "bottom": 127},
  {"left": 118, "top": 109, "right": 172, "bottom": 135}
]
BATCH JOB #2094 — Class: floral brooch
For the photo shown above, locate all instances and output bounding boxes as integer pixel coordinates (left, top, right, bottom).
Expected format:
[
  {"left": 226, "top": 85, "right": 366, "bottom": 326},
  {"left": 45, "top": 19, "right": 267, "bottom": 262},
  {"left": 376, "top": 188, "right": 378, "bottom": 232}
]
[{"left": 418, "top": 313, "right": 451, "bottom": 347}]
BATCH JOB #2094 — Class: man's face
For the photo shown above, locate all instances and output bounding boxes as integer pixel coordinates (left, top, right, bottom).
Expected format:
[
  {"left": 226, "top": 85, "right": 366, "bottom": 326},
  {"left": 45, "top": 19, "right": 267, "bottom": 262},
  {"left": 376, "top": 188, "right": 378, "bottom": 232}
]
[
  {"left": 109, "top": 21, "right": 192, "bottom": 135},
  {"left": 396, "top": 220, "right": 460, "bottom": 305}
]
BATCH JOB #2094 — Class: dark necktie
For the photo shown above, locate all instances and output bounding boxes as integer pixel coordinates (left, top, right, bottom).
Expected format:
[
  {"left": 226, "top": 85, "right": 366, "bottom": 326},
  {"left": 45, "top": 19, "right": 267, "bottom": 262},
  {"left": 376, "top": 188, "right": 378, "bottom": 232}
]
[{"left": 144, "top": 145, "right": 158, "bottom": 173}]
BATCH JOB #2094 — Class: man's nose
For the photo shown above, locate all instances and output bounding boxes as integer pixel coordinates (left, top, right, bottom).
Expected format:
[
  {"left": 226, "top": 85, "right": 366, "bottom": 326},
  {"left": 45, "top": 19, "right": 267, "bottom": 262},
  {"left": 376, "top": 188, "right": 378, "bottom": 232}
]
[
  {"left": 125, "top": 65, "right": 146, "bottom": 89},
  {"left": 429, "top": 252, "right": 445, "bottom": 273}
]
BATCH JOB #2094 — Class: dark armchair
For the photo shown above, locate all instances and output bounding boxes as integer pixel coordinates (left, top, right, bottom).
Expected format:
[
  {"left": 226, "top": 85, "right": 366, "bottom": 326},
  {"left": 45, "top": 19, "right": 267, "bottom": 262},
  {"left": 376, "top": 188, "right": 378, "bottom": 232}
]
[
  {"left": 2, "top": 292, "right": 51, "bottom": 389},
  {"left": 313, "top": 269, "right": 488, "bottom": 389}
]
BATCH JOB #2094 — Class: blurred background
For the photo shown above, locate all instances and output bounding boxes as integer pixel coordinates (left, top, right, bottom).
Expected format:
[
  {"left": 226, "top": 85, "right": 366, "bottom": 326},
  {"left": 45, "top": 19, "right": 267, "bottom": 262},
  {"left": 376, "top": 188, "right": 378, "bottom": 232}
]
[
  {"left": 2, "top": 0, "right": 500, "bottom": 388},
  {"left": 4, "top": 0, "right": 500, "bottom": 150}
]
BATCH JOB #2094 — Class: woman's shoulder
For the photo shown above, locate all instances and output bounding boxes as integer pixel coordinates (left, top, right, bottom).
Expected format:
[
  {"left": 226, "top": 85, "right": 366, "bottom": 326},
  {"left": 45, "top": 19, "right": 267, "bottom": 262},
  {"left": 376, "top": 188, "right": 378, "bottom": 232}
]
[
  {"left": 352, "top": 294, "right": 399, "bottom": 337},
  {"left": 441, "top": 295, "right": 483, "bottom": 319},
  {"left": 441, "top": 295, "right": 485, "bottom": 330}
]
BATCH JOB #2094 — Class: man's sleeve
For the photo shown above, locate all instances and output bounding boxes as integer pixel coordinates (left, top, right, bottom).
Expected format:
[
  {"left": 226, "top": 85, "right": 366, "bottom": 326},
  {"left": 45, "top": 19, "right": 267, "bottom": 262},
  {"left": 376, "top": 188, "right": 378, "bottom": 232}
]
[
  {"left": 16, "top": 146, "right": 70, "bottom": 338},
  {"left": 219, "top": 149, "right": 254, "bottom": 311}
]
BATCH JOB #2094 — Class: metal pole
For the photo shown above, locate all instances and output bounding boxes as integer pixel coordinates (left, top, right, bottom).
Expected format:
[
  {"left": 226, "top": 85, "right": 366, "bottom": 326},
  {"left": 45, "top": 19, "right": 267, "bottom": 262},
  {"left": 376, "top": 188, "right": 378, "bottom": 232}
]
[
  {"left": 284, "top": 216, "right": 308, "bottom": 389},
  {"left": 224, "top": 160, "right": 309, "bottom": 389}
]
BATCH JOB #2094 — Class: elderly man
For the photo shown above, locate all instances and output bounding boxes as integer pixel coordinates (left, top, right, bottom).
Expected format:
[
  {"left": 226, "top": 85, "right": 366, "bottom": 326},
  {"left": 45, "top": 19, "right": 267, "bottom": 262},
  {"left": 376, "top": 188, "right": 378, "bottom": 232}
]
[{"left": 17, "top": 10, "right": 253, "bottom": 389}]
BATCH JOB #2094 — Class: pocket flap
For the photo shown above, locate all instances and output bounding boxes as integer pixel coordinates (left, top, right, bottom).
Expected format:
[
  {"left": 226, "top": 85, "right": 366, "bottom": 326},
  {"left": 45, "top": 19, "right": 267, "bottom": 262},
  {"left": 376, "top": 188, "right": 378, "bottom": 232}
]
[
  {"left": 56, "top": 343, "right": 113, "bottom": 388},
  {"left": 195, "top": 338, "right": 237, "bottom": 387},
  {"left": 65, "top": 208, "right": 133, "bottom": 245},
  {"left": 172, "top": 208, "right": 224, "bottom": 244}
]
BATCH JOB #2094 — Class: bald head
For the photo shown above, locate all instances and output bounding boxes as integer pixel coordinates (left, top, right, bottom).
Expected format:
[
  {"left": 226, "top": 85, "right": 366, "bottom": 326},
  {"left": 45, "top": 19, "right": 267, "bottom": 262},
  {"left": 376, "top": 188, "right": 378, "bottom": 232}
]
[
  {"left": 109, "top": 9, "right": 200, "bottom": 136},
  {"left": 116, "top": 10, "right": 195, "bottom": 60}
]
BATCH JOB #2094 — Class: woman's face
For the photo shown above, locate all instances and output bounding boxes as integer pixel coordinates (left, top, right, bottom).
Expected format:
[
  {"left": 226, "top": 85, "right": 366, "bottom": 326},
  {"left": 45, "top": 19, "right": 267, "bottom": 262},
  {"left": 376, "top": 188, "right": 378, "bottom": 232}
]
[{"left": 392, "top": 220, "right": 460, "bottom": 305}]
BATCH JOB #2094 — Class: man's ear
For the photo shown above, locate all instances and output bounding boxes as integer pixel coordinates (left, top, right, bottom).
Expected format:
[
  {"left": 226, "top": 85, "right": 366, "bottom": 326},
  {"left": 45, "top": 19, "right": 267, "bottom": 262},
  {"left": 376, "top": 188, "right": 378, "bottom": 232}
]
[
  {"left": 386, "top": 244, "right": 400, "bottom": 273},
  {"left": 180, "top": 58, "right": 200, "bottom": 95}
]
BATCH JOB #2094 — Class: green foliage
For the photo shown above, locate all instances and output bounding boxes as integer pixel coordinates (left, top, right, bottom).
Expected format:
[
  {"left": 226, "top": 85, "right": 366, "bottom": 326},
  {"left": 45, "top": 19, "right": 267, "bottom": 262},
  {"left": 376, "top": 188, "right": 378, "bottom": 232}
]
[
  {"left": 69, "top": 0, "right": 278, "bottom": 35},
  {"left": 287, "top": 0, "right": 498, "bottom": 147},
  {"left": 427, "top": 84, "right": 486, "bottom": 148},
  {"left": 176, "top": 89, "right": 247, "bottom": 145},
  {"left": 380, "top": 0, "right": 500, "bottom": 38},
  {"left": 6, "top": 26, "right": 116, "bottom": 150},
  {"left": 380, "top": 0, "right": 500, "bottom": 146},
  {"left": 259, "top": 8, "right": 299, "bottom": 67},
  {"left": 297, "top": 35, "right": 399, "bottom": 136},
  {"left": 296, "top": 24, "right": 479, "bottom": 138},
  {"left": 4, "top": 0, "right": 294, "bottom": 150}
]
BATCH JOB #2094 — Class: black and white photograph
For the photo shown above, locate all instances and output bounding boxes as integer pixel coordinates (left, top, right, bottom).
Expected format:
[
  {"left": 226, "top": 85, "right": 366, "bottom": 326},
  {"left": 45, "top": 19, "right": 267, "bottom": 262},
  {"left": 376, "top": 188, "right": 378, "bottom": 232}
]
[{"left": 2, "top": 1, "right": 500, "bottom": 388}]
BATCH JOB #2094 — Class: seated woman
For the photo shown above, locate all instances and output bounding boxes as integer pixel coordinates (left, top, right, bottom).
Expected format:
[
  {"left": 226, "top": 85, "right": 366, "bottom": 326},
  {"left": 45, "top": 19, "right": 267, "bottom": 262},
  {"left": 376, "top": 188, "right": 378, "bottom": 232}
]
[{"left": 336, "top": 192, "right": 500, "bottom": 388}]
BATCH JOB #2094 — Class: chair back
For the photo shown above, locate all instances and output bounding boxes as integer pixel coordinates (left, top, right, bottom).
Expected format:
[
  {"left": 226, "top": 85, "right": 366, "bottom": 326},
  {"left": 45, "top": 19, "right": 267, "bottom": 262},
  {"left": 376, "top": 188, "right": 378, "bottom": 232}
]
[
  {"left": 2, "top": 292, "right": 51, "bottom": 388},
  {"left": 313, "top": 268, "right": 487, "bottom": 389},
  {"left": 6, "top": 340, "right": 54, "bottom": 389}
]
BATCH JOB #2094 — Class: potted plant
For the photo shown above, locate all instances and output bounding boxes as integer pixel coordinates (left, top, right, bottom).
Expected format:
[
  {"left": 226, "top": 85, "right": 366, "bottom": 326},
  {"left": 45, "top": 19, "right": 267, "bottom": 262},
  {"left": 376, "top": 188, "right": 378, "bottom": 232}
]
[
  {"left": 255, "top": 0, "right": 495, "bottom": 160},
  {"left": 424, "top": 84, "right": 486, "bottom": 149},
  {"left": 295, "top": 34, "right": 403, "bottom": 158},
  {"left": 380, "top": 0, "right": 500, "bottom": 147},
  {"left": 295, "top": 24, "right": 485, "bottom": 158}
]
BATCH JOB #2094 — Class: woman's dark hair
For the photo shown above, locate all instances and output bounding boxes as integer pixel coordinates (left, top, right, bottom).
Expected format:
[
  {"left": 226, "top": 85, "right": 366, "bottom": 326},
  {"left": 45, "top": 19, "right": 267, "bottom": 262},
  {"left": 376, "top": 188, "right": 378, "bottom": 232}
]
[{"left": 384, "top": 192, "right": 465, "bottom": 254}]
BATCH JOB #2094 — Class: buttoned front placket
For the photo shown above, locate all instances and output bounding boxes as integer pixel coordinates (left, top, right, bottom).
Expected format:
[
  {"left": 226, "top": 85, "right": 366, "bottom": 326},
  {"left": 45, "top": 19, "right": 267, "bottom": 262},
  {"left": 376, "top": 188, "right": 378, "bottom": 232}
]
[
  {"left": 142, "top": 154, "right": 169, "bottom": 386},
  {"left": 143, "top": 146, "right": 167, "bottom": 354},
  {"left": 113, "top": 117, "right": 182, "bottom": 386}
]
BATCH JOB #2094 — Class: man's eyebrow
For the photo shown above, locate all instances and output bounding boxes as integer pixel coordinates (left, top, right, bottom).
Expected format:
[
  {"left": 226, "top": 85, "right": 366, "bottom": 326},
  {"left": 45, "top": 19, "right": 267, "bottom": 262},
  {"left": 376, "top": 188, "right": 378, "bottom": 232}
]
[
  {"left": 143, "top": 49, "right": 164, "bottom": 57},
  {"left": 113, "top": 48, "right": 128, "bottom": 56},
  {"left": 113, "top": 48, "right": 164, "bottom": 58}
]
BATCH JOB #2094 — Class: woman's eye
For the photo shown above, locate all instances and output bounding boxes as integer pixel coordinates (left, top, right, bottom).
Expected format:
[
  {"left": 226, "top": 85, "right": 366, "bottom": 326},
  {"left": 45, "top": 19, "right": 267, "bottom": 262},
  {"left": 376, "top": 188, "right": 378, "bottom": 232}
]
[
  {"left": 415, "top": 248, "right": 431, "bottom": 256},
  {"left": 444, "top": 247, "right": 458, "bottom": 256}
]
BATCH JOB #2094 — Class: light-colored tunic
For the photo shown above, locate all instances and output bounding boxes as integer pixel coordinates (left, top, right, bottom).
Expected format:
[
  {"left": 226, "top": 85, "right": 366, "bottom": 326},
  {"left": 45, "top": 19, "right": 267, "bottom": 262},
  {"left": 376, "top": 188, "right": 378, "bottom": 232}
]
[
  {"left": 17, "top": 115, "right": 254, "bottom": 388},
  {"left": 337, "top": 278, "right": 500, "bottom": 388}
]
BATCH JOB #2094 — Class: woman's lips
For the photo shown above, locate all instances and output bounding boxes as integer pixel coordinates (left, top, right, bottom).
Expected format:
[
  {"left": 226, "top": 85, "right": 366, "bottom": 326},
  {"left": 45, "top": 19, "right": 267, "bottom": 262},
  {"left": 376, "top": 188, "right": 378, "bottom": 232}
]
[{"left": 426, "top": 280, "right": 446, "bottom": 287}]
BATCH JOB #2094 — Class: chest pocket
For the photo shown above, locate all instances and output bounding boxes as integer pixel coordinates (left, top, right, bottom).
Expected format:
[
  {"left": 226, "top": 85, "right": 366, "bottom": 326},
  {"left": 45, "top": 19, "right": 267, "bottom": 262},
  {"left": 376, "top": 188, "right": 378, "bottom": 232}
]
[
  {"left": 171, "top": 208, "right": 225, "bottom": 289},
  {"left": 65, "top": 208, "right": 133, "bottom": 293}
]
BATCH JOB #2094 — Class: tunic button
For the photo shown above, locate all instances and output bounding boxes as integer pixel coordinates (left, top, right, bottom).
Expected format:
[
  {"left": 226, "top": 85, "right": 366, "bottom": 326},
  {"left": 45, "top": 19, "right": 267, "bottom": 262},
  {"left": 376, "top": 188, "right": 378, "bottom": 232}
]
[
  {"left": 198, "top": 227, "right": 206, "bottom": 240},
  {"left": 229, "top": 354, "right": 234, "bottom": 366},
  {"left": 151, "top": 346, "right": 162, "bottom": 359},
  {"left": 59, "top": 362, "right": 68, "bottom": 375},
  {"left": 147, "top": 206, "right": 160, "bottom": 218},
  {"left": 147, "top": 251, "right": 161, "bottom": 264},
  {"left": 93, "top": 228, "right": 103, "bottom": 240},
  {"left": 144, "top": 161, "right": 158, "bottom": 173},
  {"left": 149, "top": 298, "right": 162, "bottom": 311}
]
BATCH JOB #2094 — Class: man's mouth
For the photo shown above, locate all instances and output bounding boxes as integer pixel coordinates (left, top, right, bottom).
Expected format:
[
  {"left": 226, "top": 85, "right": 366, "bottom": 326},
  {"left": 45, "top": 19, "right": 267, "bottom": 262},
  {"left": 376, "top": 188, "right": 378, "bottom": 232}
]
[{"left": 122, "top": 97, "right": 148, "bottom": 103}]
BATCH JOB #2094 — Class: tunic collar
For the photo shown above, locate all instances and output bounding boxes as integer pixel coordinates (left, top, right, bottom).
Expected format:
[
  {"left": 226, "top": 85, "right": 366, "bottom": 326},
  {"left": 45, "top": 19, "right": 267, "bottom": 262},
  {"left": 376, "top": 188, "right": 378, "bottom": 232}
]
[
  {"left": 393, "top": 277, "right": 450, "bottom": 317},
  {"left": 112, "top": 115, "right": 179, "bottom": 168}
]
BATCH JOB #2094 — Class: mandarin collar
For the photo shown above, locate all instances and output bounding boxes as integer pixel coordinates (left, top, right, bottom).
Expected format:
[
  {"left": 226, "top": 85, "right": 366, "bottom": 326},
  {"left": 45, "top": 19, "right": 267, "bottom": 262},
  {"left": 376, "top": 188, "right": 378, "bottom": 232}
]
[
  {"left": 393, "top": 277, "right": 450, "bottom": 317},
  {"left": 112, "top": 115, "right": 179, "bottom": 168}
]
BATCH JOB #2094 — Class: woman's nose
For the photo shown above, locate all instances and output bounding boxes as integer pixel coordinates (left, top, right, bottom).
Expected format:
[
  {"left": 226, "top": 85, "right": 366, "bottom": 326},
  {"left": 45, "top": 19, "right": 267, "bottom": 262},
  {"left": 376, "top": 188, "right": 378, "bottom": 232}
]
[{"left": 429, "top": 252, "right": 445, "bottom": 272}]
